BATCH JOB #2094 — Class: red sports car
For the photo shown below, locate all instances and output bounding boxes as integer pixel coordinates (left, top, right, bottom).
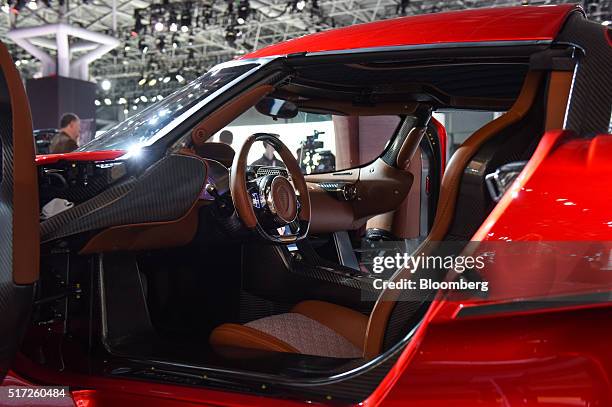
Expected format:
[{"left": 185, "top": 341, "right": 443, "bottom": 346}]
[{"left": 1, "top": 4, "right": 611, "bottom": 406}]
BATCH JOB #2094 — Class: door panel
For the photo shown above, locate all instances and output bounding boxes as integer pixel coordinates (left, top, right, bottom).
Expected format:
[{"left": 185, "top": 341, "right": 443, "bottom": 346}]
[{"left": 0, "top": 42, "right": 39, "bottom": 380}]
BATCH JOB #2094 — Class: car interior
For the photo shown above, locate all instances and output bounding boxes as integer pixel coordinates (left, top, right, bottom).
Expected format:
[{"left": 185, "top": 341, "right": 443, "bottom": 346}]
[{"left": 22, "top": 42, "right": 576, "bottom": 399}]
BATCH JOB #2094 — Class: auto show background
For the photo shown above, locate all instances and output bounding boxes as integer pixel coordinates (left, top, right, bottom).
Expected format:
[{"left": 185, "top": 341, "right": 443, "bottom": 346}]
[{"left": 2, "top": 0, "right": 610, "bottom": 161}]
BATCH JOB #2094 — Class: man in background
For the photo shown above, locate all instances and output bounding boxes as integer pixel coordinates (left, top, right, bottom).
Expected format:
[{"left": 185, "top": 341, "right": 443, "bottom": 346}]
[
  {"left": 252, "top": 135, "right": 285, "bottom": 167},
  {"left": 49, "top": 113, "right": 80, "bottom": 154},
  {"left": 219, "top": 129, "right": 233, "bottom": 146}
]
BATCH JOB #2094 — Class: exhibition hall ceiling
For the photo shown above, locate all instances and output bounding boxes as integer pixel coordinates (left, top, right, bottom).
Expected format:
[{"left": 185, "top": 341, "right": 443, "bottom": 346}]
[{"left": 1, "top": 0, "right": 610, "bottom": 112}]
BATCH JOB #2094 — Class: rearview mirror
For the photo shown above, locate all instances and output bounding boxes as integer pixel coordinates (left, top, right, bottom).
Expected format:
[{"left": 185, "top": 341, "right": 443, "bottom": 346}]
[{"left": 255, "top": 97, "right": 299, "bottom": 119}]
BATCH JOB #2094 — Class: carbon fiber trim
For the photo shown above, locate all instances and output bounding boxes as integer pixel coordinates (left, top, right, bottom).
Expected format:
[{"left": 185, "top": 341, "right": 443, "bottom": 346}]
[
  {"left": 0, "top": 55, "right": 34, "bottom": 380},
  {"left": 41, "top": 154, "right": 207, "bottom": 242},
  {"left": 557, "top": 14, "right": 612, "bottom": 136}
]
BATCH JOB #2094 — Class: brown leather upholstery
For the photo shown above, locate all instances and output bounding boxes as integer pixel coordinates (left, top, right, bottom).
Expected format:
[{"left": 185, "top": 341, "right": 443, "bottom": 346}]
[
  {"left": 366, "top": 151, "right": 422, "bottom": 239},
  {"left": 210, "top": 70, "right": 550, "bottom": 359},
  {"left": 210, "top": 323, "right": 299, "bottom": 353},
  {"left": 544, "top": 70, "right": 573, "bottom": 130},
  {"left": 0, "top": 43, "right": 39, "bottom": 285},
  {"left": 210, "top": 300, "right": 367, "bottom": 356},
  {"left": 191, "top": 85, "right": 273, "bottom": 147},
  {"left": 363, "top": 71, "right": 544, "bottom": 358}
]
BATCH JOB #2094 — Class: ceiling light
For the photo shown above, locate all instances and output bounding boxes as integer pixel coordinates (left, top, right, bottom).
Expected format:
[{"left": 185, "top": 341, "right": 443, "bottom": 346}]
[
  {"left": 140, "top": 95, "right": 148, "bottom": 102},
  {"left": 175, "top": 74, "right": 185, "bottom": 83},
  {"left": 27, "top": 1, "right": 38, "bottom": 10},
  {"left": 157, "top": 95, "right": 163, "bottom": 101},
  {"left": 104, "top": 98, "right": 112, "bottom": 106},
  {"left": 1, "top": 4, "right": 10, "bottom": 13},
  {"left": 132, "top": 105, "right": 138, "bottom": 110},
  {"left": 94, "top": 99, "right": 101, "bottom": 106},
  {"left": 181, "top": 25, "right": 189, "bottom": 33},
  {"left": 101, "top": 79, "right": 111, "bottom": 91},
  {"left": 124, "top": 44, "right": 131, "bottom": 51},
  {"left": 602, "top": 21, "right": 611, "bottom": 26},
  {"left": 296, "top": 0, "right": 306, "bottom": 11},
  {"left": 237, "top": 17, "right": 245, "bottom": 25},
  {"left": 118, "top": 97, "right": 127, "bottom": 104},
  {"left": 154, "top": 21, "right": 164, "bottom": 32},
  {"left": 163, "top": 76, "right": 171, "bottom": 83},
  {"left": 169, "top": 23, "right": 178, "bottom": 32},
  {"left": 138, "top": 76, "right": 147, "bottom": 86},
  {"left": 148, "top": 78, "right": 157, "bottom": 86},
  {"left": 123, "top": 109, "right": 129, "bottom": 115}
]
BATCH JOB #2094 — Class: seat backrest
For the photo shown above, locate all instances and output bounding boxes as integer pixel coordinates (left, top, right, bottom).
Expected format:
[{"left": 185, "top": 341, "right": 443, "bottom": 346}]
[{"left": 362, "top": 70, "right": 546, "bottom": 358}]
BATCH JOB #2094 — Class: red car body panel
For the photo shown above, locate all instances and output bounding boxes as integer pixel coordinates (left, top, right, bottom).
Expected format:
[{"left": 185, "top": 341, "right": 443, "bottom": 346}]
[
  {"left": 6, "top": 5, "right": 609, "bottom": 407},
  {"left": 35, "top": 150, "right": 126, "bottom": 165},
  {"left": 9, "top": 131, "right": 610, "bottom": 406},
  {"left": 243, "top": 4, "right": 579, "bottom": 59}
]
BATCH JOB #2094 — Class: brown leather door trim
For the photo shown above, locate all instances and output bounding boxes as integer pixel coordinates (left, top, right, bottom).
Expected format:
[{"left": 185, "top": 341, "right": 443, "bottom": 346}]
[{"left": 0, "top": 44, "right": 39, "bottom": 285}]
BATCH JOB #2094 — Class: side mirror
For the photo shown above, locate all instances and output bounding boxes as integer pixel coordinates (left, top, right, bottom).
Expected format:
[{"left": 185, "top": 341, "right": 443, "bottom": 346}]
[{"left": 255, "top": 97, "right": 299, "bottom": 119}]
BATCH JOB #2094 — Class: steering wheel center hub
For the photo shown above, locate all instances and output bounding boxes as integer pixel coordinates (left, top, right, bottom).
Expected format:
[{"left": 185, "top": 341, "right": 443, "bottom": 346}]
[{"left": 266, "top": 176, "right": 297, "bottom": 224}]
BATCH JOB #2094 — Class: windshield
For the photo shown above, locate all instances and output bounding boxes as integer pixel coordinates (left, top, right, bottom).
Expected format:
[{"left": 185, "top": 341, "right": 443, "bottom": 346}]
[{"left": 79, "top": 61, "right": 261, "bottom": 153}]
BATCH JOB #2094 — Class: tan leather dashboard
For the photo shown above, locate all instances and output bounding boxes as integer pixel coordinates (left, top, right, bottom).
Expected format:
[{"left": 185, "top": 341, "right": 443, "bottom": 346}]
[{"left": 306, "top": 158, "right": 413, "bottom": 234}]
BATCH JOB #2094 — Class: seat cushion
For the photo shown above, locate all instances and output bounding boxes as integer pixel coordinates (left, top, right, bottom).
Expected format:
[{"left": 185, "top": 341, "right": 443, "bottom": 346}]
[{"left": 210, "top": 312, "right": 362, "bottom": 358}]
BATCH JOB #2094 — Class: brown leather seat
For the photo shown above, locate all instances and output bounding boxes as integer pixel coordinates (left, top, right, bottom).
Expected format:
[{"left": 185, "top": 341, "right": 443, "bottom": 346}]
[
  {"left": 210, "top": 300, "right": 368, "bottom": 358},
  {"left": 210, "top": 69, "right": 571, "bottom": 359}
]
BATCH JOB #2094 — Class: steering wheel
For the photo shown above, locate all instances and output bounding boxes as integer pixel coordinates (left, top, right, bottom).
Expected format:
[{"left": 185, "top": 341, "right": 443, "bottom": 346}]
[{"left": 230, "top": 133, "right": 311, "bottom": 243}]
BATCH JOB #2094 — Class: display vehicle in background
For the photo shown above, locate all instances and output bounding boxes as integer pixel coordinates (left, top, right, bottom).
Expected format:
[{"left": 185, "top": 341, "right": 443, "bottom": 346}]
[{"left": 1, "top": 4, "right": 611, "bottom": 406}]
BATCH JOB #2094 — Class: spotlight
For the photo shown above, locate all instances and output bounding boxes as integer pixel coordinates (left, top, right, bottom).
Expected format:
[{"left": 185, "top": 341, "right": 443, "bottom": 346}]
[
  {"left": 169, "top": 23, "right": 177, "bottom": 32},
  {"left": 27, "top": 0, "right": 38, "bottom": 10},
  {"left": 237, "top": 0, "right": 250, "bottom": 23},
  {"left": 138, "top": 76, "right": 147, "bottom": 86},
  {"left": 156, "top": 36, "right": 166, "bottom": 52},
  {"left": 101, "top": 79, "right": 111, "bottom": 91},
  {"left": 138, "top": 39, "right": 148, "bottom": 53},
  {"left": 225, "top": 26, "right": 238, "bottom": 46},
  {"left": 1, "top": 4, "right": 10, "bottom": 13},
  {"left": 118, "top": 97, "right": 127, "bottom": 104},
  {"left": 172, "top": 35, "right": 179, "bottom": 49},
  {"left": 140, "top": 95, "right": 148, "bottom": 102},
  {"left": 123, "top": 109, "right": 129, "bottom": 115},
  {"left": 175, "top": 73, "right": 185, "bottom": 83},
  {"left": 163, "top": 76, "right": 171, "bottom": 83},
  {"left": 104, "top": 98, "right": 112, "bottom": 106},
  {"left": 180, "top": 11, "right": 191, "bottom": 31},
  {"left": 148, "top": 78, "right": 157, "bottom": 86},
  {"left": 132, "top": 105, "right": 138, "bottom": 110},
  {"left": 603, "top": 21, "right": 611, "bottom": 26},
  {"left": 154, "top": 21, "right": 164, "bottom": 32},
  {"left": 94, "top": 99, "right": 101, "bottom": 106},
  {"left": 124, "top": 44, "right": 131, "bottom": 51},
  {"left": 296, "top": 0, "right": 305, "bottom": 11},
  {"left": 157, "top": 95, "right": 163, "bottom": 101}
]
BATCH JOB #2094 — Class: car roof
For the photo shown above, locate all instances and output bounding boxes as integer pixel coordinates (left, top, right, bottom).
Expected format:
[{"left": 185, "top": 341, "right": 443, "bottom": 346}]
[{"left": 243, "top": 4, "right": 580, "bottom": 59}]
